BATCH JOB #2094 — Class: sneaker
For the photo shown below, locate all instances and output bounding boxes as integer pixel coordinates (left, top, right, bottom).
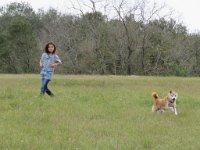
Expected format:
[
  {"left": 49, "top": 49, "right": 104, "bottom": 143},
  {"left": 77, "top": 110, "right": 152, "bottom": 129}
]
[
  {"left": 40, "top": 93, "right": 45, "bottom": 96},
  {"left": 49, "top": 93, "right": 55, "bottom": 97}
]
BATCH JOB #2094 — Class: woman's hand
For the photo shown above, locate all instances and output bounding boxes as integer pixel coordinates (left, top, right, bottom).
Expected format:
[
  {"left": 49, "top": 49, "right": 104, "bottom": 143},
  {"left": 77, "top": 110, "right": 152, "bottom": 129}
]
[{"left": 39, "top": 61, "right": 43, "bottom": 68}]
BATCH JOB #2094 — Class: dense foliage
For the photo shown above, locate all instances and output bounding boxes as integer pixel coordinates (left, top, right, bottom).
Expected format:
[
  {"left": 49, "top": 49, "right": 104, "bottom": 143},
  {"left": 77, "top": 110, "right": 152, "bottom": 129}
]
[{"left": 0, "top": 2, "right": 200, "bottom": 76}]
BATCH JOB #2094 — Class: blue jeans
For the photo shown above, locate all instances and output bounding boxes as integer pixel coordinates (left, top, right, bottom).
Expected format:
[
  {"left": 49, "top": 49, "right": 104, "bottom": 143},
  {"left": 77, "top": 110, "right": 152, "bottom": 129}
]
[{"left": 40, "top": 78, "right": 54, "bottom": 96}]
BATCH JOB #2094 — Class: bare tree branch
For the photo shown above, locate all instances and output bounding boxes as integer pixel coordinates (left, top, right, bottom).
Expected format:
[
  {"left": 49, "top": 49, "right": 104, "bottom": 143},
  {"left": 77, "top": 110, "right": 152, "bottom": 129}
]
[{"left": 69, "top": 0, "right": 84, "bottom": 15}]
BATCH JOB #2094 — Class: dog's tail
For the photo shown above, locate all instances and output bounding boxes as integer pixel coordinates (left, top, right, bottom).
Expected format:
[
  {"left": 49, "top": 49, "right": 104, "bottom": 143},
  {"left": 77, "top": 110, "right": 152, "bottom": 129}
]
[{"left": 152, "top": 92, "right": 159, "bottom": 100}]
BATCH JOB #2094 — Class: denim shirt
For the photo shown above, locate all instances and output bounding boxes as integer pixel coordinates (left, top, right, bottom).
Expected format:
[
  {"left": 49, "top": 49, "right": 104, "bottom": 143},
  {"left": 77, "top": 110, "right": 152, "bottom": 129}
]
[{"left": 40, "top": 53, "right": 61, "bottom": 79}]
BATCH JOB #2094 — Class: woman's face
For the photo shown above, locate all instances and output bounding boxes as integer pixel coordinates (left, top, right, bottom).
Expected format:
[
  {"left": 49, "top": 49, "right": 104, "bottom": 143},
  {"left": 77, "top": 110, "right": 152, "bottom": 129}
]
[{"left": 48, "top": 44, "right": 55, "bottom": 53}]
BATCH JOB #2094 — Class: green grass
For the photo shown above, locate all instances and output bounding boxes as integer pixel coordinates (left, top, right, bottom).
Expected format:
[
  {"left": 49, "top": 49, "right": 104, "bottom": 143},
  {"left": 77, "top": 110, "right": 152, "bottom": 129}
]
[{"left": 0, "top": 74, "right": 200, "bottom": 150}]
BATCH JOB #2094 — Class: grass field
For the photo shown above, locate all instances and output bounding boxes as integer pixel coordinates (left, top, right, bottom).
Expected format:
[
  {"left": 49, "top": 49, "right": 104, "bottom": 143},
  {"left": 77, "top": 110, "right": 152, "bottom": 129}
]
[{"left": 0, "top": 74, "right": 200, "bottom": 150}]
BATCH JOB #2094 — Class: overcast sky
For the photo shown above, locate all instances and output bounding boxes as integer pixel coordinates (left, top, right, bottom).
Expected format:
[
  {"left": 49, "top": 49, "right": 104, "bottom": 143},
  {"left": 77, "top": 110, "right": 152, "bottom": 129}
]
[{"left": 1, "top": 0, "right": 200, "bottom": 33}]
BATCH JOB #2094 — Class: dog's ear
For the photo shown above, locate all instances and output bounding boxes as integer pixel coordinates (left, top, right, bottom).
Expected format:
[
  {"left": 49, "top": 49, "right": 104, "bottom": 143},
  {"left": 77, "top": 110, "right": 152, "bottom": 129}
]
[{"left": 170, "top": 90, "right": 172, "bottom": 93}]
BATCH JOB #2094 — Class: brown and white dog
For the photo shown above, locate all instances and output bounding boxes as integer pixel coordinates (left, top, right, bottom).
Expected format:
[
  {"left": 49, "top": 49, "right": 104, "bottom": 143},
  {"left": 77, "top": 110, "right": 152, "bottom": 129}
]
[{"left": 152, "top": 90, "right": 178, "bottom": 115}]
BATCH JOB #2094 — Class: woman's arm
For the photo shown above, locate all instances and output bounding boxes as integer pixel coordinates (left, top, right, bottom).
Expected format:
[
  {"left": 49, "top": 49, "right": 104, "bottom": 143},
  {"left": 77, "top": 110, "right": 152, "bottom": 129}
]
[
  {"left": 50, "top": 55, "right": 62, "bottom": 68},
  {"left": 50, "top": 61, "right": 62, "bottom": 68},
  {"left": 39, "top": 59, "right": 43, "bottom": 68}
]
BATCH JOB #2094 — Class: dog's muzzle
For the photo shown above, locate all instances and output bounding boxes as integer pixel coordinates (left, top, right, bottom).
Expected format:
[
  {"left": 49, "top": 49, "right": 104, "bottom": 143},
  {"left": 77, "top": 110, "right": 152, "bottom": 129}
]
[{"left": 169, "top": 98, "right": 175, "bottom": 103}]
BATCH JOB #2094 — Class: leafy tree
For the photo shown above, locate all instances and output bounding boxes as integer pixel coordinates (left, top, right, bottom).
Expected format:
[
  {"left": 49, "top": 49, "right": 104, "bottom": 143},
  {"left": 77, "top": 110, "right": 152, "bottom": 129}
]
[{"left": 0, "top": 2, "right": 40, "bottom": 73}]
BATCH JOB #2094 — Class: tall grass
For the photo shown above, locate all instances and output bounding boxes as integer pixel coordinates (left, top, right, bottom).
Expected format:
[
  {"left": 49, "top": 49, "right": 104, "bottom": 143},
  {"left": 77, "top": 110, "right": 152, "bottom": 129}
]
[{"left": 0, "top": 74, "right": 200, "bottom": 150}]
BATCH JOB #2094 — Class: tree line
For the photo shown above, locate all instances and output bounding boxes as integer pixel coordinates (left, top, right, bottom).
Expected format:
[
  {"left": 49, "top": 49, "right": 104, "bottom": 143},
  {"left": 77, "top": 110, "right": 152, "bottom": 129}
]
[{"left": 0, "top": 1, "right": 200, "bottom": 76}]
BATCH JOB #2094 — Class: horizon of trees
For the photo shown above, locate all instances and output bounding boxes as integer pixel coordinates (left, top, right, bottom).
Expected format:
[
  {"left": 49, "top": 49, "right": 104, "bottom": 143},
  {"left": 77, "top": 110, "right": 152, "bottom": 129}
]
[{"left": 0, "top": 1, "right": 200, "bottom": 76}]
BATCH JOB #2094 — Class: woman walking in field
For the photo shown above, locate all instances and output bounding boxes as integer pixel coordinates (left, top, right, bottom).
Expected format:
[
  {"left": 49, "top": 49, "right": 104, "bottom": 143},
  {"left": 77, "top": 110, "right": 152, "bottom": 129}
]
[{"left": 39, "top": 42, "right": 62, "bottom": 97}]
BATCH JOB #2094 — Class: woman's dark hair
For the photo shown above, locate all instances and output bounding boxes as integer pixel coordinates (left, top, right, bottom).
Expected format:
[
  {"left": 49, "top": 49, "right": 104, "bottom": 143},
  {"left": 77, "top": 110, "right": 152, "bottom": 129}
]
[{"left": 45, "top": 42, "right": 56, "bottom": 54}]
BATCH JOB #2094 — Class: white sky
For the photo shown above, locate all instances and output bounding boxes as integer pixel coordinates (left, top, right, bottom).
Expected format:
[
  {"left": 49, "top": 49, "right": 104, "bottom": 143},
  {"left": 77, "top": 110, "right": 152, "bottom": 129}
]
[{"left": 1, "top": 0, "right": 200, "bottom": 33}]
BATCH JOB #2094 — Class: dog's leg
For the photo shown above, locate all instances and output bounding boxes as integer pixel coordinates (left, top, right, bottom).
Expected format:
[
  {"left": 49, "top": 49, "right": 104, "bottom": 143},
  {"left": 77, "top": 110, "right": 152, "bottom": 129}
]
[
  {"left": 168, "top": 107, "right": 174, "bottom": 112},
  {"left": 174, "top": 107, "right": 178, "bottom": 115},
  {"left": 158, "top": 109, "right": 164, "bottom": 114},
  {"left": 152, "top": 106, "right": 156, "bottom": 112},
  {"left": 152, "top": 106, "right": 160, "bottom": 112},
  {"left": 160, "top": 109, "right": 165, "bottom": 114},
  {"left": 174, "top": 103, "right": 178, "bottom": 115}
]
